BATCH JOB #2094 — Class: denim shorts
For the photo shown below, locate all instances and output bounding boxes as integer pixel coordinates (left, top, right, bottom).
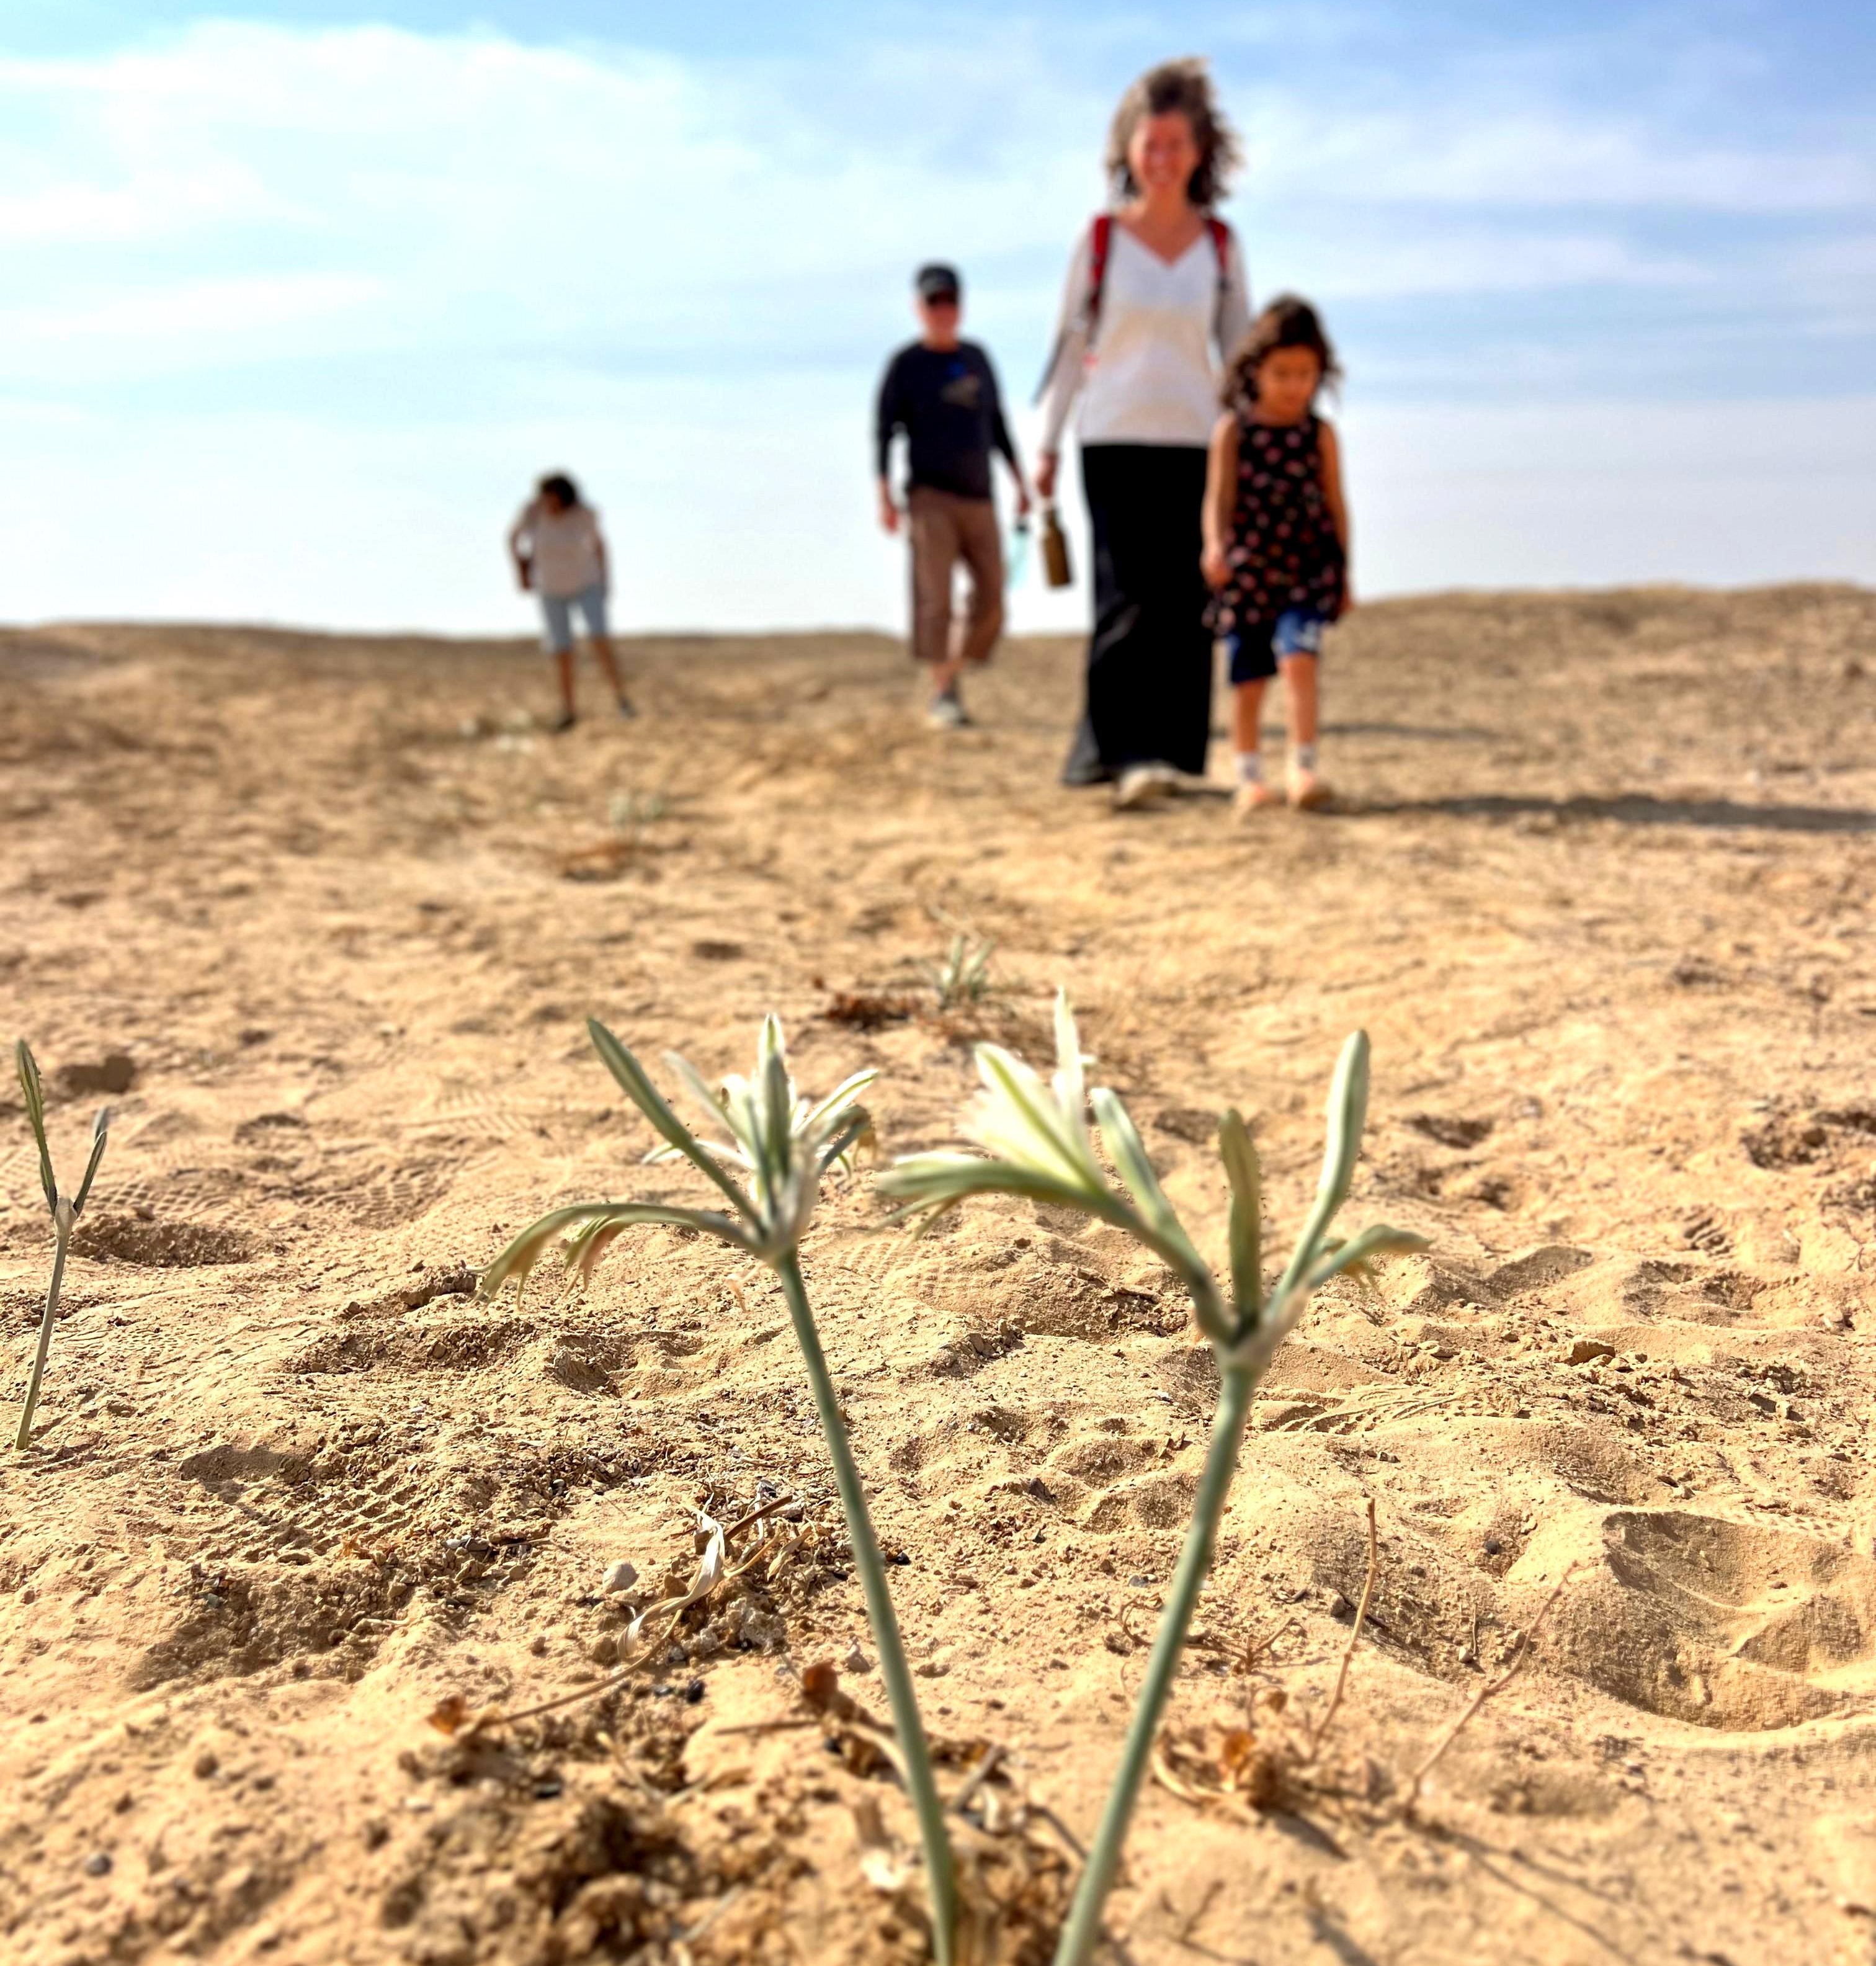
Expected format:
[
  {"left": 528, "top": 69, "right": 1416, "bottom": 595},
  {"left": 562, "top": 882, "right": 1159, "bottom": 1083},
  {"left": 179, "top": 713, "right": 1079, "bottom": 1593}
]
[
  {"left": 1225, "top": 607, "right": 1324, "bottom": 685},
  {"left": 540, "top": 581, "right": 609, "bottom": 654}
]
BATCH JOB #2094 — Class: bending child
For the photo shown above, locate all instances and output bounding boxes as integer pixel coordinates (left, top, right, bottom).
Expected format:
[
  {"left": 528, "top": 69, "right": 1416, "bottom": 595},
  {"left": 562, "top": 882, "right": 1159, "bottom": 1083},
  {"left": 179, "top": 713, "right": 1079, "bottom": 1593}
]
[
  {"left": 508, "top": 472, "right": 632, "bottom": 733},
  {"left": 1202, "top": 297, "right": 1350, "bottom": 812}
]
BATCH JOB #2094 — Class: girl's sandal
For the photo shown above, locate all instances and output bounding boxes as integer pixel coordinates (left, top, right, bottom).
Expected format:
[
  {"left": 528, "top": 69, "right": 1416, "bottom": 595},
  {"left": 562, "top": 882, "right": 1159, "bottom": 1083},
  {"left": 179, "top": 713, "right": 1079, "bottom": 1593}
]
[{"left": 1288, "top": 766, "right": 1333, "bottom": 811}]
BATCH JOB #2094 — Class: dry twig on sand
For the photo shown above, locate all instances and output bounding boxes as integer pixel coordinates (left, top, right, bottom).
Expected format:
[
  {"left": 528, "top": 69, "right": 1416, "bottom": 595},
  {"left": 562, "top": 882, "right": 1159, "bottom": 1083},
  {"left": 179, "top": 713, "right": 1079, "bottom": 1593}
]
[
  {"left": 1309, "top": 1496, "right": 1378, "bottom": 1759},
  {"left": 1400, "top": 1564, "right": 1575, "bottom": 1819}
]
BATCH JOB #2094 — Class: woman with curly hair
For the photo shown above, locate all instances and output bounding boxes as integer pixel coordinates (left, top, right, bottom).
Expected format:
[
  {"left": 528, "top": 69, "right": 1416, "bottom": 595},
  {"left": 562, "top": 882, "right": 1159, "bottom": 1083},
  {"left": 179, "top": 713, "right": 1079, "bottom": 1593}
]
[{"left": 1037, "top": 58, "right": 1251, "bottom": 806}]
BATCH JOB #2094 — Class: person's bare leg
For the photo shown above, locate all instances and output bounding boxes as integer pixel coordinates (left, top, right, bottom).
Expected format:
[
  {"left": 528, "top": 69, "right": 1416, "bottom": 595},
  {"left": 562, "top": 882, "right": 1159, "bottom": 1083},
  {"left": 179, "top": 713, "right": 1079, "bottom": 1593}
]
[
  {"left": 947, "top": 501, "right": 1004, "bottom": 716},
  {"left": 590, "top": 633, "right": 632, "bottom": 711},
  {"left": 553, "top": 649, "right": 577, "bottom": 723},
  {"left": 1231, "top": 679, "right": 1280, "bottom": 811},
  {"left": 1281, "top": 655, "right": 1328, "bottom": 807}
]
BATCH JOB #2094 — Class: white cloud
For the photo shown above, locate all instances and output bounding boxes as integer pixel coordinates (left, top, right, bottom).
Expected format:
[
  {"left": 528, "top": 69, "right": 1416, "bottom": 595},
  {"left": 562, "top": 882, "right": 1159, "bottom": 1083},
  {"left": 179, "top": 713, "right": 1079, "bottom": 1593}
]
[{"left": 1, "top": 272, "right": 383, "bottom": 342}]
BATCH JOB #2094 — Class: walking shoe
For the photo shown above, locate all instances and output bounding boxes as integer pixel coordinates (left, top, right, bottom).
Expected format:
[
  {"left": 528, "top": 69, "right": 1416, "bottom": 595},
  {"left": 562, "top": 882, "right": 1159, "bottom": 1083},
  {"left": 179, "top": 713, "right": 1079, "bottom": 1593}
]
[
  {"left": 1288, "top": 764, "right": 1333, "bottom": 810},
  {"left": 617, "top": 694, "right": 638, "bottom": 720},
  {"left": 1233, "top": 780, "right": 1284, "bottom": 816},
  {"left": 548, "top": 708, "right": 578, "bottom": 734},
  {"left": 927, "top": 691, "right": 970, "bottom": 730},
  {"left": 1114, "top": 762, "right": 1177, "bottom": 810}
]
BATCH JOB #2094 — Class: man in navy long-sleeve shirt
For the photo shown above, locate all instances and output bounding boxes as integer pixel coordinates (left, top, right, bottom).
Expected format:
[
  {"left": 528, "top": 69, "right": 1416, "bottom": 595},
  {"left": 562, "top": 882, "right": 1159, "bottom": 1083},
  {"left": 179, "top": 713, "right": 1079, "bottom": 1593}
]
[{"left": 875, "top": 263, "right": 1029, "bottom": 728}]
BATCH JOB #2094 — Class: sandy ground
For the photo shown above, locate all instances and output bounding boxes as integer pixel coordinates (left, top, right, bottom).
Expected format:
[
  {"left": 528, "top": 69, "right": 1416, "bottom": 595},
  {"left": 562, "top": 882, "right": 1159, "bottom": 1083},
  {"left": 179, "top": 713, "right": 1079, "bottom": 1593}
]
[{"left": 2, "top": 586, "right": 1875, "bottom": 1966}]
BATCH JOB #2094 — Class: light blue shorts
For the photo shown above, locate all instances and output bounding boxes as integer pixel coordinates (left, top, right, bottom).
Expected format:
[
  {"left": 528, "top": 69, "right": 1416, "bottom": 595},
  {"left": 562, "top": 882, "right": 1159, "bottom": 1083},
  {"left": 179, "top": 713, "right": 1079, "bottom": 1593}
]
[
  {"left": 1226, "top": 607, "right": 1325, "bottom": 684},
  {"left": 540, "top": 581, "right": 609, "bottom": 654}
]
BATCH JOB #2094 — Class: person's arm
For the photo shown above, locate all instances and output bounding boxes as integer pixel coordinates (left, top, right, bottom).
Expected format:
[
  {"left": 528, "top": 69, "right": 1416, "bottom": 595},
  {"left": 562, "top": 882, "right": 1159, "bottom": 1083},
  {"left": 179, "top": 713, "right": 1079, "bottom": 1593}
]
[
  {"left": 591, "top": 514, "right": 609, "bottom": 594},
  {"left": 983, "top": 355, "right": 1030, "bottom": 516},
  {"left": 1201, "top": 413, "right": 1239, "bottom": 589},
  {"left": 1035, "top": 229, "right": 1094, "bottom": 500},
  {"left": 1318, "top": 419, "right": 1353, "bottom": 612},
  {"left": 507, "top": 502, "right": 536, "bottom": 589},
  {"left": 875, "top": 354, "right": 903, "bottom": 534},
  {"left": 1215, "top": 226, "right": 1252, "bottom": 359}
]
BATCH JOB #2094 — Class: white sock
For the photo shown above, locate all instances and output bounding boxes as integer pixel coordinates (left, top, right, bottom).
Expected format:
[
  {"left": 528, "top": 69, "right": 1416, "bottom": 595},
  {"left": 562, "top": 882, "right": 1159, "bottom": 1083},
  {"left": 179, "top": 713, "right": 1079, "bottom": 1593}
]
[
  {"left": 1292, "top": 742, "right": 1319, "bottom": 774},
  {"left": 1234, "top": 751, "right": 1262, "bottom": 784}
]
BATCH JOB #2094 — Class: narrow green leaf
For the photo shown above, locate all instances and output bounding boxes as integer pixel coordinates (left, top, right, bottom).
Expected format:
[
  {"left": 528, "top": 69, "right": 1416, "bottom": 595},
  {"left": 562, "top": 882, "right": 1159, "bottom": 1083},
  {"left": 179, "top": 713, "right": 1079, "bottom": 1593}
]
[
  {"left": 587, "top": 1020, "right": 751, "bottom": 1220},
  {"left": 1049, "top": 990, "right": 1089, "bottom": 1153},
  {"left": 801, "top": 1068, "right": 877, "bottom": 1135},
  {"left": 973, "top": 1043, "right": 1094, "bottom": 1189},
  {"left": 815, "top": 1110, "right": 869, "bottom": 1182},
  {"left": 71, "top": 1109, "right": 110, "bottom": 1215},
  {"left": 16, "top": 1040, "right": 56, "bottom": 1215},
  {"left": 1303, "top": 1223, "right": 1428, "bottom": 1294},
  {"left": 1276, "top": 1030, "right": 1372, "bottom": 1296},
  {"left": 481, "top": 1200, "right": 754, "bottom": 1299},
  {"left": 761, "top": 1035, "right": 792, "bottom": 1193},
  {"left": 1089, "top": 1088, "right": 1190, "bottom": 1251},
  {"left": 1315, "top": 1030, "right": 1371, "bottom": 1222},
  {"left": 1218, "top": 1109, "right": 1262, "bottom": 1322},
  {"left": 877, "top": 1153, "right": 1124, "bottom": 1225}
]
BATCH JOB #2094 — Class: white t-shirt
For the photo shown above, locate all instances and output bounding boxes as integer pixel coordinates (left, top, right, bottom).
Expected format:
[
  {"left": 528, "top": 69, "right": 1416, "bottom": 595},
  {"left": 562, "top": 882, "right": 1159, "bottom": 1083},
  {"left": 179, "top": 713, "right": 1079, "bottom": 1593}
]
[
  {"left": 511, "top": 500, "right": 605, "bottom": 599},
  {"left": 1040, "top": 221, "right": 1251, "bottom": 451}
]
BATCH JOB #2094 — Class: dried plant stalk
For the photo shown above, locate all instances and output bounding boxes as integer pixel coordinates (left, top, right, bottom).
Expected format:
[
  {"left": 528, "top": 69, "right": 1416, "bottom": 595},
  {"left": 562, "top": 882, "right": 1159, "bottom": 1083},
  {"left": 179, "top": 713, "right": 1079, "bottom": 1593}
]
[{"left": 1401, "top": 1564, "right": 1574, "bottom": 1818}]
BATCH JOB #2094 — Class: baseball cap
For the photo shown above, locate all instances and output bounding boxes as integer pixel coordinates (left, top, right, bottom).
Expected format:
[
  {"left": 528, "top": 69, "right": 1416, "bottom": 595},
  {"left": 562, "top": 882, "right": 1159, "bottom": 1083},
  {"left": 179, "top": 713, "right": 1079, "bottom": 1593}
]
[{"left": 915, "top": 262, "right": 962, "bottom": 302}]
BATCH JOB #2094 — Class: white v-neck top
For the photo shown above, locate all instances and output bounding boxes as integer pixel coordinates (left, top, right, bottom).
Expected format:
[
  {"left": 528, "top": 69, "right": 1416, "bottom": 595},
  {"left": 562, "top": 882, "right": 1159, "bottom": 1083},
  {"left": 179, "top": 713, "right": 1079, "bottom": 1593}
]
[{"left": 1040, "top": 219, "right": 1251, "bottom": 452}]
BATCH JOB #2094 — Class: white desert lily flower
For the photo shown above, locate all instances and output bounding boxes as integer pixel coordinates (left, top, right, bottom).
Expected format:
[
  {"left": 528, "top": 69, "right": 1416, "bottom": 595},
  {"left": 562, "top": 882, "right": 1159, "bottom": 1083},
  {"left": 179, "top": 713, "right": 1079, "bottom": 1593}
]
[{"left": 878, "top": 991, "right": 1426, "bottom": 1966}]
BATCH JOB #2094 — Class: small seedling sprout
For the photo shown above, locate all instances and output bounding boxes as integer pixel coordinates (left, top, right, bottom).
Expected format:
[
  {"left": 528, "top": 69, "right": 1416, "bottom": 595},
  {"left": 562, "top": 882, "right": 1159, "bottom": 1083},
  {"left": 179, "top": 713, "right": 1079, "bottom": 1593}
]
[
  {"left": 920, "top": 933, "right": 994, "bottom": 1011},
  {"left": 12, "top": 1040, "right": 110, "bottom": 1451},
  {"left": 481, "top": 1017, "right": 958, "bottom": 1965},
  {"left": 878, "top": 993, "right": 1426, "bottom": 1966}
]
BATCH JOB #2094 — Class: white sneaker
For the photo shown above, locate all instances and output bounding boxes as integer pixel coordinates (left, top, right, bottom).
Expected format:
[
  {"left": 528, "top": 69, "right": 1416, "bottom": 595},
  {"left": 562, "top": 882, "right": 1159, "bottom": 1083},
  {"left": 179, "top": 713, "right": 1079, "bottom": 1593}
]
[
  {"left": 1114, "top": 762, "right": 1177, "bottom": 810},
  {"left": 927, "top": 692, "right": 969, "bottom": 730}
]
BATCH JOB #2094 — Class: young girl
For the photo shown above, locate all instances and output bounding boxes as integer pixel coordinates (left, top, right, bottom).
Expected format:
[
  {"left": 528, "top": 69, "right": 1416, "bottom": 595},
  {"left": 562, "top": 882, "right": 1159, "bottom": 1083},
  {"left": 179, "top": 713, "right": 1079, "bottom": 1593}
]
[{"left": 1202, "top": 297, "right": 1350, "bottom": 811}]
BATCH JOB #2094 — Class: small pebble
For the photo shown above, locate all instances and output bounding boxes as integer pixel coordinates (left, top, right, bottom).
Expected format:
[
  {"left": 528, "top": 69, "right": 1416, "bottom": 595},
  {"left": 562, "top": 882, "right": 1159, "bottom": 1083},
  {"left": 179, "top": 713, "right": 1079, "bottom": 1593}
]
[
  {"left": 1127, "top": 1575, "right": 1151, "bottom": 1589},
  {"left": 684, "top": 1678, "right": 705, "bottom": 1704},
  {"left": 601, "top": 1561, "right": 638, "bottom": 1595},
  {"left": 844, "top": 1644, "right": 873, "bottom": 1674},
  {"left": 192, "top": 1749, "right": 219, "bottom": 1780},
  {"left": 84, "top": 1852, "right": 114, "bottom": 1877},
  {"left": 533, "top": 1777, "right": 563, "bottom": 1800}
]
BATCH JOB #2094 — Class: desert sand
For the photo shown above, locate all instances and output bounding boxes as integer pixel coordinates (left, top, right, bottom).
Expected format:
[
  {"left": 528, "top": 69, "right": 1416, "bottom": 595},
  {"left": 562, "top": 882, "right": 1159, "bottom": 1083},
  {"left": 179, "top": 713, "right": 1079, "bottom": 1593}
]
[{"left": 2, "top": 586, "right": 1874, "bottom": 1966}]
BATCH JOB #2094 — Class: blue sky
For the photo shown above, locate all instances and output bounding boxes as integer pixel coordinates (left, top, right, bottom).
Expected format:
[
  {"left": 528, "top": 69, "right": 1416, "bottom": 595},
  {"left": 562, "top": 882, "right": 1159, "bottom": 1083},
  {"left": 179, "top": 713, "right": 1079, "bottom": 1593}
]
[{"left": 1, "top": 2, "right": 1871, "bottom": 632}]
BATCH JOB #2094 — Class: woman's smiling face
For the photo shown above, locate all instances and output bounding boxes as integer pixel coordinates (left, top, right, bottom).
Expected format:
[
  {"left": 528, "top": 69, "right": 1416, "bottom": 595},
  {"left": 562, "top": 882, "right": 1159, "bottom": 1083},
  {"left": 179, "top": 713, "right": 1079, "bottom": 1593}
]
[{"left": 1127, "top": 110, "right": 1200, "bottom": 200}]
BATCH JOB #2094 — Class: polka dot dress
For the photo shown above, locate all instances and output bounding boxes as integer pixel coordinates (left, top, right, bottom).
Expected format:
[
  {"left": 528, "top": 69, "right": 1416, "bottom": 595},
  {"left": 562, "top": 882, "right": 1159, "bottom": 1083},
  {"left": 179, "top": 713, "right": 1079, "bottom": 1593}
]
[{"left": 1210, "top": 409, "right": 1346, "bottom": 636}]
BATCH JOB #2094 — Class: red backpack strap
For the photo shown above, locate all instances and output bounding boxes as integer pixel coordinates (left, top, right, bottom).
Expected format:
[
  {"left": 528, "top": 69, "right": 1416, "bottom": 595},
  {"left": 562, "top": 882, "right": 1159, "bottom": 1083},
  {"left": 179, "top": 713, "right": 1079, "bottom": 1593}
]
[
  {"left": 1086, "top": 213, "right": 1114, "bottom": 330},
  {"left": 1205, "top": 217, "right": 1231, "bottom": 290},
  {"left": 1032, "top": 213, "right": 1117, "bottom": 406}
]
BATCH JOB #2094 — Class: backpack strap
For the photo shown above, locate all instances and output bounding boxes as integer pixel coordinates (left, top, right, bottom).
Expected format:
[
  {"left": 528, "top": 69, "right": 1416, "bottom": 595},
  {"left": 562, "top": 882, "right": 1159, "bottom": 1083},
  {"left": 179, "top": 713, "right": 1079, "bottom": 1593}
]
[
  {"left": 1085, "top": 213, "right": 1115, "bottom": 334},
  {"left": 1205, "top": 216, "right": 1232, "bottom": 340},
  {"left": 1033, "top": 213, "right": 1115, "bottom": 407}
]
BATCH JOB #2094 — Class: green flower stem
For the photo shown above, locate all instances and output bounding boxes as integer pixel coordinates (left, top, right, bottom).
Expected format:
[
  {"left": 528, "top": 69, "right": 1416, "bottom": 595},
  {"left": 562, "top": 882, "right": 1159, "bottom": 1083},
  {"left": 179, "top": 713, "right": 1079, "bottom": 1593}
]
[
  {"left": 16, "top": 1204, "right": 71, "bottom": 1452},
  {"left": 776, "top": 1253, "right": 957, "bottom": 1966},
  {"left": 1052, "top": 1357, "right": 1256, "bottom": 1966}
]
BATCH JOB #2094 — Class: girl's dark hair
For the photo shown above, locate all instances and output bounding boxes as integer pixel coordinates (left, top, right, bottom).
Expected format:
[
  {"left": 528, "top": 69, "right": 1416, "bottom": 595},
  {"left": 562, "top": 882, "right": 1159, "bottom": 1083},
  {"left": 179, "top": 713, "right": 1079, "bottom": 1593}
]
[
  {"left": 538, "top": 472, "right": 581, "bottom": 508},
  {"left": 1106, "top": 57, "right": 1242, "bottom": 210},
  {"left": 1222, "top": 295, "right": 1341, "bottom": 409}
]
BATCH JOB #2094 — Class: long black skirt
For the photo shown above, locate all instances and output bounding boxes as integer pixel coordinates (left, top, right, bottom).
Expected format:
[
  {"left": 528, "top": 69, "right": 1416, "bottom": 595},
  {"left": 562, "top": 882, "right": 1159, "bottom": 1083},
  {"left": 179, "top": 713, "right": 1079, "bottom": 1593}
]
[{"left": 1061, "top": 442, "right": 1213, "bottom": 784}]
